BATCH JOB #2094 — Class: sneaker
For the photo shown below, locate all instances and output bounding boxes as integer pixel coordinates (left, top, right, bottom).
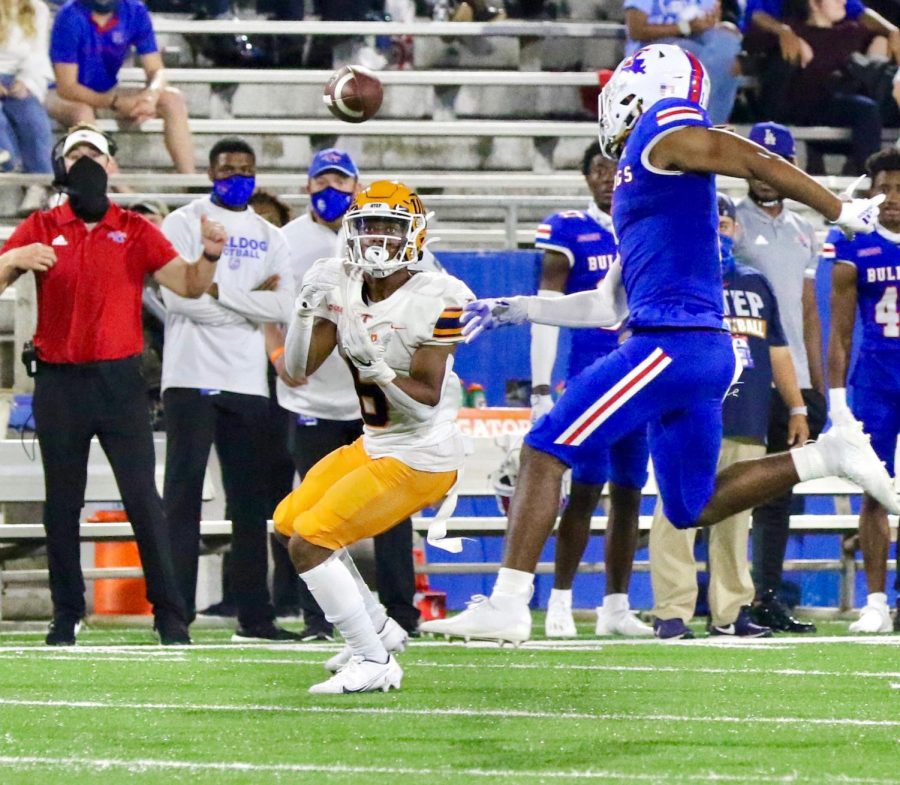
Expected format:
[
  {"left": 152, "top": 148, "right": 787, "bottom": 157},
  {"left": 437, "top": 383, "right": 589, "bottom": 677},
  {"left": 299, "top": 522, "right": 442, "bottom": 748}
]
[
  {"left": 299, "top": 626, "right": 335, "bottom": 642},
  {"left": 325, "top": 617, "right": 409, "bottom": 673},
  {"left": 816, "top": 425, "right": 900, "bottom": 514},
  {"left": 45, "top": 616, "right": 81, "bottom": 646},
  {"left": 308, "top": 655, "right": 403, "bottom": 695},
  {"left": 154, "top": 613, "right": 192, "bottom": 645},
  {"left": 595, "top": 606, "right": 654, "bottom": 637},
  {"left": 545, "top": 595, "right": 577, "bottom": 638},
  {"left": 231, "top": 622, "right": 304, "bottom": 643},
  {"left": 419, "top": 594, "right": 532, "bottom": 645},
  {"left": 197, "top": 601, "right": 237, "bottom": 618},
  {"left": 848, "top": 593, "right": 892, "bottom": 634},
  {"left": 653, "top": 618, "right": 694, "bottom": 640},
  {"left": 749, "top": 590, "right": 816, "bottom": 633},
  {"left": 709, "top": 607, "right": 772, "bottom": 638},
  {"left": 18, "top": 184, "right": 47, "bottom": 215}
]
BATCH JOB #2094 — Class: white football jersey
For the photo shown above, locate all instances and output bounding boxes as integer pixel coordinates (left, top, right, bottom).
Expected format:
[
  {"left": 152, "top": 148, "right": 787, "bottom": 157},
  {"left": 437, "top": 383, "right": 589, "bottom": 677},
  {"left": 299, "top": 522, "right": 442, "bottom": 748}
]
[{"left": 316, "top": 269, "right": 475, "bottom": 472}]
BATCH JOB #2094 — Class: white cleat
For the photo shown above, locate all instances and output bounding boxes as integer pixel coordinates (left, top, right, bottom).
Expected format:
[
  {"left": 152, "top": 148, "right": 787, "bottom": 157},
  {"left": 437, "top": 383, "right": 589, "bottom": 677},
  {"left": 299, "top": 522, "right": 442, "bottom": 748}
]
[
  {"left": 308, "top": 655, "right": 403, "bottom": 694},
  {"left": 595, "top": 607, "right": 654, "bottom": 637},
  {"left": 545, "top": 596, "right": 577, "bottom": 638},
  {"left": 848, "top": 594, "right": 892, "bottom": 634},
  {"left": 324, "top": 617, "right": 409, "bottom": 673},
  {"left": 817, "top": 425, "right": 900, "bottom": 514},
  {"left": 419, "top": 594, "right": 532, "bottom": 645}
]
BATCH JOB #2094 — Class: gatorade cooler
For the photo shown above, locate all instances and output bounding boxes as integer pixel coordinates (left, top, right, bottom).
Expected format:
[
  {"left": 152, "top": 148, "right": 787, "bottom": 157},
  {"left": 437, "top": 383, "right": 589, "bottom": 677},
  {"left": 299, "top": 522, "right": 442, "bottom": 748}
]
[{"left": 91, "top": 510, "right": 152, "bottom": 615}]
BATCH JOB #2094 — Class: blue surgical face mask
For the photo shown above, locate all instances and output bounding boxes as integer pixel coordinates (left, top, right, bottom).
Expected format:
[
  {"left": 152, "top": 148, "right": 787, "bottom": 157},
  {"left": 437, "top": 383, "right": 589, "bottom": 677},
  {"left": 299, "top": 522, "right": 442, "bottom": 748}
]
[
  {"left": 719, "top": 233, "right": 736, "bottom": 277},
  {"left": 311, "top": 186, "right": 354, "bottom": 223},
  {"left": 212, "top": 174, "right": 256, "bottom": 209}
]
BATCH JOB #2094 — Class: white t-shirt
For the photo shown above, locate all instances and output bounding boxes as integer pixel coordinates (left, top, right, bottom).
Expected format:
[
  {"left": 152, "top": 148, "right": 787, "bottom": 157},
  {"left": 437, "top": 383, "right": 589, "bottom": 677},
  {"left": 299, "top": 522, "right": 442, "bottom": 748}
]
[
  {"left": 317, "top": 270, "right": 475, "bottom": 472},
  {"left": 0, "top": 1, "right": 52, "bottom": 101},
  {"left": 278, "top": 212, "right": 360, "bottom": 420},
  {"left": 160, "top": 195, "right": 294, "bottom": 397}
]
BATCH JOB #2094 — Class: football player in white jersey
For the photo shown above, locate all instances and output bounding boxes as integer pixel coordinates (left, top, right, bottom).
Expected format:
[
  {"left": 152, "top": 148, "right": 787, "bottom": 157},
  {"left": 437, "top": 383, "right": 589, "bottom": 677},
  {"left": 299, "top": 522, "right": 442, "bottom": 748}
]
[{"left": 275, "top": 181, "right": 474, "bottom": 694}]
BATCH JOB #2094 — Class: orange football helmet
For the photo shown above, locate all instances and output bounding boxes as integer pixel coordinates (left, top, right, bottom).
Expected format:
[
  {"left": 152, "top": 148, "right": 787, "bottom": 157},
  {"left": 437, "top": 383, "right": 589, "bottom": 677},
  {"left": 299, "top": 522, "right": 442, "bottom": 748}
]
[{"left": 343, "top": 180, "right": 429, "bottom": 277}]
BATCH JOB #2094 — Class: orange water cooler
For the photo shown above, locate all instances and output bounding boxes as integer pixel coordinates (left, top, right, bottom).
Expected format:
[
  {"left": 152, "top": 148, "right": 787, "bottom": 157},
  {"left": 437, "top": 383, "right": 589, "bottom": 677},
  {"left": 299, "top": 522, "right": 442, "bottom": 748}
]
[{"left": 90, "top": 510, "right": 152, "bottom": 615}]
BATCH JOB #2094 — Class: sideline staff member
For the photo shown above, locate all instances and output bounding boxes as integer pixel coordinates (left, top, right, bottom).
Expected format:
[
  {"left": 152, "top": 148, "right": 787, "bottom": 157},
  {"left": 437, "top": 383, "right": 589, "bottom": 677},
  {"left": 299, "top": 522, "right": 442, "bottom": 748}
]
[{"left": 0, "top": 124, "right": 226, "bottom": 646}]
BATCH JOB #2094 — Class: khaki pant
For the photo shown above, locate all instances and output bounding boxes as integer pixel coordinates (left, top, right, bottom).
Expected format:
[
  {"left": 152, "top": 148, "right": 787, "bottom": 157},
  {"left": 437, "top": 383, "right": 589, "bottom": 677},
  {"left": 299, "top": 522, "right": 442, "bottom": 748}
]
[{"left": 650, "top": 438, "right": 766, "bottom": 626}]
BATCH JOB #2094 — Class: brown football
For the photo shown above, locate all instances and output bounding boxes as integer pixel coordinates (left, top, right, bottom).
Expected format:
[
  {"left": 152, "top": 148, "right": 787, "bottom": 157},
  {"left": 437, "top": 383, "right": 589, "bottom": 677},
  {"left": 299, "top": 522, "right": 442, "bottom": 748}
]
[{"left": 323, "top": 65, "right": 384, "bottom": 124}]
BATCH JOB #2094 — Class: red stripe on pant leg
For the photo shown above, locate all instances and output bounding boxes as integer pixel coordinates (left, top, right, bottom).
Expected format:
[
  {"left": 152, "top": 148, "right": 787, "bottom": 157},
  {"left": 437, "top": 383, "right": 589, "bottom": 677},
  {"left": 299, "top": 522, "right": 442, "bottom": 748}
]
[{"left": 561, "top": 351, "right": 670, "bottom": 446}]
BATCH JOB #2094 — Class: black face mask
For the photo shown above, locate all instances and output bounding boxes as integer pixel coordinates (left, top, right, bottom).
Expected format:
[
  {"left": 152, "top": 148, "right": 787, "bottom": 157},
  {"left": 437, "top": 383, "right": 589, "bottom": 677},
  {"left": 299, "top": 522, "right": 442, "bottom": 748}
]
[
  {"left": 79, "top": 0, "right": 119, "bottom": 12},
  {"left": 65, "top": 156, "right": 110, "bottom": 223}
]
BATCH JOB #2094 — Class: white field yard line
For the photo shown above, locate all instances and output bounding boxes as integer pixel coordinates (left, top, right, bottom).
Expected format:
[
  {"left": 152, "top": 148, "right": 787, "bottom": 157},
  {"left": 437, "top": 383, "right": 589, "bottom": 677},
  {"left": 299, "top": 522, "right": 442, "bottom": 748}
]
[
  {"left": 0, "top": 755, "right": 897, "bottom": 784},
  {"left": 1, "top": 697, "right": 898, "bottom": 728},
  {"left": 0, "top": 634, "right": 898, "bottom": 654},
  {"left": 1, "top": 651, "right": 897, "bottom": 681}
]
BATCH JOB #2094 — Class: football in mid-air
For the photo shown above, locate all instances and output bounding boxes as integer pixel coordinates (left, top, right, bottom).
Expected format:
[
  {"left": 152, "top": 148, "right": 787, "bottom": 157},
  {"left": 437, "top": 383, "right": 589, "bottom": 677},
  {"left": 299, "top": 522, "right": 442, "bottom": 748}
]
[{"left": 323, "top": 65, "right": 383, "bottom": 123}]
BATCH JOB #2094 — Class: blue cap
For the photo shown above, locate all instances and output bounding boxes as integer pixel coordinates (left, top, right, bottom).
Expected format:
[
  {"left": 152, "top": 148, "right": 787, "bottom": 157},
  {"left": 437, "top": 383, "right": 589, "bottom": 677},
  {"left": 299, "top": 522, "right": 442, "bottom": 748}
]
[
  {"left": 717, "top": 192, "right": 736, "bottom": 220},
  {"left": 308, "top": 148, "right": 358, "bottom": 179},
  {"left": 749, "top": 122, "right": 795, "bottom": 159}
]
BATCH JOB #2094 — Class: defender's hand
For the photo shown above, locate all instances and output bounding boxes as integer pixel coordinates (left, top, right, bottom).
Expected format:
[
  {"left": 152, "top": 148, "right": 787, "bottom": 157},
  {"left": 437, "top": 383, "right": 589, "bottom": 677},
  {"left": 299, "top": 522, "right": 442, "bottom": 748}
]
[
  {"left": 832, "top": 176, "right": 885, "bottom": 238},
  {"left": 460, "top": 297, "right": 528, "bottom": 343}
]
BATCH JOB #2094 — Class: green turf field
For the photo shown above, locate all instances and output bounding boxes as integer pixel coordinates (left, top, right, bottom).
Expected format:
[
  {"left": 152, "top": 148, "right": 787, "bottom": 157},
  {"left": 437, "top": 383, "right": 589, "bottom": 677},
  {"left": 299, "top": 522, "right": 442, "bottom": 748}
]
[{"left": 0, "top": 621, "right": 897, "bottom": 785}]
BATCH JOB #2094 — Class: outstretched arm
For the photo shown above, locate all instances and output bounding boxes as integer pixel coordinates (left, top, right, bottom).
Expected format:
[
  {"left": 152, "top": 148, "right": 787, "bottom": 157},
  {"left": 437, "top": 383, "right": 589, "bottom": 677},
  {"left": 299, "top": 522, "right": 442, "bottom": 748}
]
[{"left": 650, "top": 127, "right": 843, "bottom": 221}]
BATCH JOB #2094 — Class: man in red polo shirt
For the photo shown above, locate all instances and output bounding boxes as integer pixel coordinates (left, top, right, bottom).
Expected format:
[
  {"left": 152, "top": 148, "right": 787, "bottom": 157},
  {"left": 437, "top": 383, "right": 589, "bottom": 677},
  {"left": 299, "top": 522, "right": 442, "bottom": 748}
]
[{"left": 0, "top": 123, "right": 226, "bottom": 646}]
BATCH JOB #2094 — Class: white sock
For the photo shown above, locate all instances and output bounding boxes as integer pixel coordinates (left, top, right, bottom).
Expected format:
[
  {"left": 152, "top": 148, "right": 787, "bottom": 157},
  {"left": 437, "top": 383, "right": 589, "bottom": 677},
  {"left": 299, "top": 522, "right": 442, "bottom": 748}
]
[
  {"left": 549, "top": 588, "right": 572, "bottom": 606},
  {"left": 492, "top": 567, "right": 535, "bottom": 601},
  {"left": 299, "top": 553, "right": 387, "bottom": 662},
  {"left": 790, "top": 441, "right": 830, "bottom": 481},
  {"left": 867, "top": 592, "right": 888, "bottom": 607},
  {"left": 337, "top": 548, "right": 389, "bottom": 632},
  {"left": 602, "top": 593, "right": 629, "bottom": 613}
]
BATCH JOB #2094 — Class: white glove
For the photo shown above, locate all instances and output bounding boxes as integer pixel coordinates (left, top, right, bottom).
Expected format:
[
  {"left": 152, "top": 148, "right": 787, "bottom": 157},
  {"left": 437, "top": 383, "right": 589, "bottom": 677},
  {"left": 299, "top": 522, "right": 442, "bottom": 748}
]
[
  {"left": 296, "top": 259, "right": 340, "bottom": 315},
  {"left": 339, "top": 309, "right": 396, "bottom": 386},
  {"left": 828, "top": 387, "right": 859, "bottom": 428},
  {"left": 530, "top": 393, "right": 554, "bottom": 423},
  {"left": 460, "top": 297, "right": 529, "bottom": 343},
  {"left": 831, "top": 175, "right": 885, "bottom": 239}
]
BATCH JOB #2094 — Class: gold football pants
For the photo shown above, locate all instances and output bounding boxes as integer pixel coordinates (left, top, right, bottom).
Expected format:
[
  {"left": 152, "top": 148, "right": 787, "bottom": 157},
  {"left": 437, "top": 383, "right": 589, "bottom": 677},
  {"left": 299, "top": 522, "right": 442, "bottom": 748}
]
[{"left": 273, "top": 437, "right": 457, "bottom": 550}]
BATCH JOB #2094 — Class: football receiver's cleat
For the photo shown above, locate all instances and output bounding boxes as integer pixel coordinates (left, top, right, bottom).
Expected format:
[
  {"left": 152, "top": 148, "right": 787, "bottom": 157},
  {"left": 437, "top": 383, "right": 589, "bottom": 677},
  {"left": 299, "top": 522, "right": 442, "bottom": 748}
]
[
  {"left": 545, "top": 595, "right": 577, "bottom": 638},
  {"left": 308, "top": 655, "right": 402, "bottom": 695},
  {"left": 595, "top": 606, "right": 654, "bottom": 637},
  {"left": 848, "top": 593, "right": 892, "bottom": 634},
  {"left": 814, "top": 425, "right": 900, "bottom": 514},
  {"left": 420, "top": 594, "right": 532, "bottom": 645},
  {"left": 324, "top": 617, "right": 409, "bottom": 673}
]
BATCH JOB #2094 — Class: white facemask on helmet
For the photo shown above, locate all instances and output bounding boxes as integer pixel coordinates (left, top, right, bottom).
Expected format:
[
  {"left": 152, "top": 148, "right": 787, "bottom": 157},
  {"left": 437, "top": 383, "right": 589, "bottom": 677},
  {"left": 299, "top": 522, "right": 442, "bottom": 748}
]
[
  {"left": 490, "top": 434, "right": 571, "bottom": 516},
  {"left": 598, "top": 44, "right": 711, "bottom": 160}
]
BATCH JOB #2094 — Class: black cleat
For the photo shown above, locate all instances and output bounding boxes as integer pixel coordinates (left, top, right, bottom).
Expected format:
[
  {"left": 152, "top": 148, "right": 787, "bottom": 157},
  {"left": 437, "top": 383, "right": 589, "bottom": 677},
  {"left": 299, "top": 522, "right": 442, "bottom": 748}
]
[
  {"left": 894, "top": 602, "right": 899, "bottom": 633},
  {"left": 154, "top": 613, "right": 192, "bottom": 645},
  {"left": 45, "top": 616, "right": 81, "bottom": 646},
  {"left": 750, "top": 590, "right": 816, "bottom": 633},
  {"left": 197, "top": 601, "right": 237, "bottom": 618},
  {"left": 232, "top": 622, "right": 305, "bottom": 643},
  {"left": 298, "top": 625, "right": 335, "bottom": 642}
]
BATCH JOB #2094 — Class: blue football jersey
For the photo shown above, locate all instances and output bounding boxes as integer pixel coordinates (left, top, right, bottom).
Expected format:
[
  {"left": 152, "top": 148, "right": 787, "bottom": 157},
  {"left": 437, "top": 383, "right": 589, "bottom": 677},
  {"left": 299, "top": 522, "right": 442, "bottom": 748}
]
[
  {"left": 611, "top": 97, "right": 725, "bottom": 331},
  {"left": 824, "top": 227, "right": 900, "bottom": 390},
  {"left": 535, "top": 206, "right": 620, "bottom": 372}
]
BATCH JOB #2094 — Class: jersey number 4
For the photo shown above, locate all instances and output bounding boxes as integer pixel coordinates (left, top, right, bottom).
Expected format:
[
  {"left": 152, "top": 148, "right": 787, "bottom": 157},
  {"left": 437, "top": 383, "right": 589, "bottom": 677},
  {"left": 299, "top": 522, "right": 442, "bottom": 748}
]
[{"left": 875, "top": 286, "right": 899, "bottom": 338}]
